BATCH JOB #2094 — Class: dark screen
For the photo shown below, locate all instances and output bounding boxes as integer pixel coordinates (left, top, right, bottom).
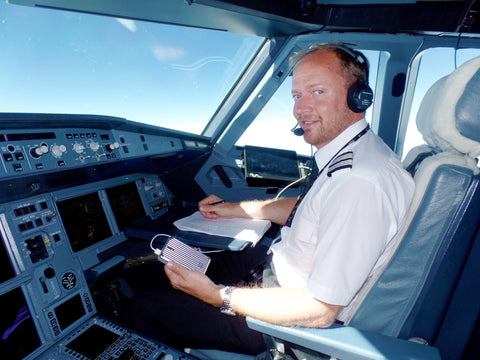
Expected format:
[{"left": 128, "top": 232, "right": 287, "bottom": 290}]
[
  {"left": 0, "top": 233, "right": 16, "bottom": 284},
  {"left": 244, "top": 145, "right": 300, "bottom": 187},
  {"left": 57, "top": 192, "right": 112, "bottom": 252},
  {"left": 66, "top": 324, "right": 120, "bottom": 359},
  {"left": 106, "top": 182, "right": 146, "bottom": 231},
  {"left": 54, "top": 293, "right": 87, "bottom": 331},
  {"left": 0, "top": 287, "right": 41, "bottom": 359}
]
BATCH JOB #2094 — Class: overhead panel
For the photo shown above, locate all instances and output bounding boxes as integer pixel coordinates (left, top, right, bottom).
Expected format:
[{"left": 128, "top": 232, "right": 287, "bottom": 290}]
[{"left": 6, "top": 0, "right": 321, "bottom": 37}]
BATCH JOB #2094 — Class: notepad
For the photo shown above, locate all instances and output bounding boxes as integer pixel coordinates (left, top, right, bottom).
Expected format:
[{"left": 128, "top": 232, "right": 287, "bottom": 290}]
[{"left": 173, "top": 211, "right": 271, "bottom": 245}]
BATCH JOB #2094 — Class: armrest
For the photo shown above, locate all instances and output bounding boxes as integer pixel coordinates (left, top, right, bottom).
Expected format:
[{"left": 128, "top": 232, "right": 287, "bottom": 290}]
[{"left": 246, "top": 317, "right": 441, "bottom": 360}]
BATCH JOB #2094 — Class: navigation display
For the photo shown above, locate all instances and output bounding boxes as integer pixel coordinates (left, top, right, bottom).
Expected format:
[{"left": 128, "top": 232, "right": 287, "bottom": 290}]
[
  {"left": 57, "top": 192, "right": 113, "bottom": 253},
  {"left": 0, "top": 233, "right": 16, "bottom": 284},
  {"left": 0, "top": 287, "right": 41, "bottom": 359},
  {"left": 106, "top": 182, "right": 146, "bottom": 231}
]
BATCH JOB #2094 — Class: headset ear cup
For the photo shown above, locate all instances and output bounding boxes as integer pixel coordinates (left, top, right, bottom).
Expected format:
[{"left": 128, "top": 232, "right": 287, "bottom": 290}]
[{"left": 347, "top": 81, "right": 374, "bottom": 113}]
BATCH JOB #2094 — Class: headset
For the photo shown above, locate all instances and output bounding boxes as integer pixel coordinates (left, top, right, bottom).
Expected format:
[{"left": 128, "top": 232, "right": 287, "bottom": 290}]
[{"left": 329, "top": 43, "right": 374, "bottom": 113}]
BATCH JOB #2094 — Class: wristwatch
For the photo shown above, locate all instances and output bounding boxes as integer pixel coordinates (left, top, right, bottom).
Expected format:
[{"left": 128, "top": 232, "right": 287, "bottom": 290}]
[{"left": 220, "top": 286, "right": 236, "bottom": 316}]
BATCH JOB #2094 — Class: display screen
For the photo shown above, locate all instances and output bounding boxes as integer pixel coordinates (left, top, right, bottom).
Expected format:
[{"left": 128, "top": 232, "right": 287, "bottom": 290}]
[
  {"left": 57, "top": 192, "right": 113, "bottom": 253},
  {"left": 66, "top": 324, "right": 120, "bottom": 359},
  {"left": 244, "top": 145, "right": 300, "bottom": 187},
  {"left": 0, "top": 287, "right": 41, "bottom": 359},
  {"left": 0, "top": 233, "right": 16, "bottom": 284},
  {"left": 54, "top": 293, "right": 86, "bottom": 331},
  {"left": 106, "top": 182, "right": 146, "bottom": 231},
  {"left": 0, "top": 132, "right": 56, "bottom": 142}
]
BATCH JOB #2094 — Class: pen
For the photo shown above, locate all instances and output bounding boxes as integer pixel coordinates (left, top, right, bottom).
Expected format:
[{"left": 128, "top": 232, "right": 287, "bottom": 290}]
[{"left": 211, "top": 200, "right": 225, "bottom": 205}]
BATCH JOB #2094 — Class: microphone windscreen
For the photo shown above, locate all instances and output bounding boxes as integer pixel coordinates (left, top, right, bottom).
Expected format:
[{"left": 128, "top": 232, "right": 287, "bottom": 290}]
[{"left": 293, "top": 127, "right": 304, "bottom": 136}]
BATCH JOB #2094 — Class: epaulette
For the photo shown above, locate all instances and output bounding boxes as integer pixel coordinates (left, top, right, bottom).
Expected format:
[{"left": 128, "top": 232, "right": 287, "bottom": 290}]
[{"left": 327, "top": 151, "right": 353, "bottom": 177}]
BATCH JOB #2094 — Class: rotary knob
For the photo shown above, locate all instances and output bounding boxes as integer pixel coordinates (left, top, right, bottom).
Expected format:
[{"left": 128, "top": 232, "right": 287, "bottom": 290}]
[
  {"left": 106, "top": 142, "right": 120, "bottom": 152},
  {"left": 51, "top": 144, "right": 67, "bottom": 158},
  {"left": 72, "top": 143, "right": 85, "bottom": 154},
  {"left": 30, "top": 144, "right": 48, "bottom": 158},
  {"left": 44, "top": 267, "right": 56, "bottom": 279},
  {"left": 88, "top": 141, "right": 100, "bottom": 152}
]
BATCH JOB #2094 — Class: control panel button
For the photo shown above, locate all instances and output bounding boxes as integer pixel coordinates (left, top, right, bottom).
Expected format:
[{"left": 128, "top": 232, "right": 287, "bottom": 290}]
[{"left": 14, "top": 152, "right": 25, "bottom": 160}]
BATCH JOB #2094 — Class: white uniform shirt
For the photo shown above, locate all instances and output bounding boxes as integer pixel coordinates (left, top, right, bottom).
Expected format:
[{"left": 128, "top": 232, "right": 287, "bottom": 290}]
[{"left": 271, "top": 119, "right": 414, "bottom": 321}]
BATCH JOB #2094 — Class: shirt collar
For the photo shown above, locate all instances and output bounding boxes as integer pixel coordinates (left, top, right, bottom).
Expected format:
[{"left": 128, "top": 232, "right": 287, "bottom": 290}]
[{"left": 314, "top": 118, "right": 368, "bottom": 171}]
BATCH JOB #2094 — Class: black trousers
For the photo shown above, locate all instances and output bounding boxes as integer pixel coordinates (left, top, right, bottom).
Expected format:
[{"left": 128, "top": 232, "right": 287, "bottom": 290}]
[{"left": 122, "top": 245, "right": 273, "bottom": 355}]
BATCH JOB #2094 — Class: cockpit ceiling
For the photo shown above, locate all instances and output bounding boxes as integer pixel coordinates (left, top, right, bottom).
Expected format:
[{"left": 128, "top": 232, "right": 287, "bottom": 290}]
[
  {"left": 209, "top": 0, "right": 480, "bottom": 36},
  {"left": 7, "top": 0, "right": 480, "bottom": 37}
]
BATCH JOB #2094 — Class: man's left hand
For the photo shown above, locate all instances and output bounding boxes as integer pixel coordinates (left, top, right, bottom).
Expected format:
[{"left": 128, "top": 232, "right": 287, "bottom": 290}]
[{"left": 164, "top": 261, "right": 223, "bottom": 307}]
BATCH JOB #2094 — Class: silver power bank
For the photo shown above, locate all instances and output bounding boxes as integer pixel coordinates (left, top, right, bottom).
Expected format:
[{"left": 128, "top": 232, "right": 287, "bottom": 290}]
[{"left": 158, "top": 237, "right": 210, "bottom": 274}]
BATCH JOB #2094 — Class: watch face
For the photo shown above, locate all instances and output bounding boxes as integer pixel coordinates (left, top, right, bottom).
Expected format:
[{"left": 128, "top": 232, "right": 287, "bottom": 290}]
[
  {"left": 220, "top": 286, "right": 236, "bottom": 316},
  {"left": 61, "top": 271, "right": 77, "bottom": 290}
]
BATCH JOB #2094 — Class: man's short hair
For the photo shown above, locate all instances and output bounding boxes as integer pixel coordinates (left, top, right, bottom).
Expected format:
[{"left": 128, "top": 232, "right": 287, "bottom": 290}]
[{"left": 290, "top": 42, "right": 369, "bottom": 87}]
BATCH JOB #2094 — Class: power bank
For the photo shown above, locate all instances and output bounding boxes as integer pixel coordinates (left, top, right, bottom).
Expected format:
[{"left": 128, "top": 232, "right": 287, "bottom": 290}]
[{"left": 158, "top": 237, "right": 210, "bottom": 274}]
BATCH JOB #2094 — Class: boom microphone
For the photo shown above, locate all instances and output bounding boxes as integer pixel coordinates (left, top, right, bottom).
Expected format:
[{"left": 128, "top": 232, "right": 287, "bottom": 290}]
[{"left": 291, "top": 124, "right": 304, "bottom": 136}]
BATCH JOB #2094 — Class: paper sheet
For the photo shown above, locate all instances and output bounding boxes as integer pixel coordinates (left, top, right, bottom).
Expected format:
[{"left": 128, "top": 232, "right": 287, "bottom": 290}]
[{"left": 174, "top": 211, "right": 271, "bottom": 245}]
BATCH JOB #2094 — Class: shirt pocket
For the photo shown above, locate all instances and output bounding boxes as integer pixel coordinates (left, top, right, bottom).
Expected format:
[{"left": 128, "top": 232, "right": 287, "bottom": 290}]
[{"left": 289, "top": 212, "right": 318, "bottom": 250}]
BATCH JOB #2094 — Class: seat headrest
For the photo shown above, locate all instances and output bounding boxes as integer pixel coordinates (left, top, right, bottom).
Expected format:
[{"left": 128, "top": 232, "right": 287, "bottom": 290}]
[{"left": 416, "top": 56, "right": 480, "bottom": 157}]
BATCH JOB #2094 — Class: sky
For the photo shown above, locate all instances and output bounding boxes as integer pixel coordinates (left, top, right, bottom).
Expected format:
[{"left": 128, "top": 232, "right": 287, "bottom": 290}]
[
  {"left": 0, "top": 2, "right": 263, "bottom": 135},
  {"left": 1, "top": 1, "right": 480, "bottom": 159}
]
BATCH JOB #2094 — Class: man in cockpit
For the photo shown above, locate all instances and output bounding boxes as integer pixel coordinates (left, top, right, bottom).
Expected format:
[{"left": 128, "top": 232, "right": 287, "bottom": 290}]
[{"left": 124, "top": 43, "right": 414, "bottom": 358}]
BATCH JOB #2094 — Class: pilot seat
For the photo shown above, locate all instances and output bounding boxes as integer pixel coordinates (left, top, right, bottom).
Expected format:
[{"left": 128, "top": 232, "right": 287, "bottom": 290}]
[{"left": 190, "top": 55, "right": 480, "bottom": 360}]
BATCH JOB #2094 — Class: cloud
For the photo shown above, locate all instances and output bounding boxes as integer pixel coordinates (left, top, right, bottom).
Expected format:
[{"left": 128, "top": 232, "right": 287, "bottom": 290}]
[
  {"left": 152, "top": 45, "right": 186, "bottom": 62},
  {"left": 116, "top": 18, "right": 137, "bottom": 33}
]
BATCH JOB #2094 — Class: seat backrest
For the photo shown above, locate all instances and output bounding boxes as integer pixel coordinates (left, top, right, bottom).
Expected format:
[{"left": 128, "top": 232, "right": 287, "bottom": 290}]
[
  {"left": 402, "top": 144, "right": 437, "bottom": 176},
  {"left": 345, "top": 56, "right": 480, "bottom": 348}
]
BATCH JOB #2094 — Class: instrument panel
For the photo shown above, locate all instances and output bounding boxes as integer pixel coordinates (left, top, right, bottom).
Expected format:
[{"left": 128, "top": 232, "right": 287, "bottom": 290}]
[
  {"left": 0, "top": 170, "right": 200, "bottom": 359},
  {"left": 0, "top": 172, "right": 174, "bottom": 358},
  {"left": 0, "top": 115, "right": 210, "bottom": 360},
  {"left": 0, "top": 127, "right": 183, "bottom": 178}
]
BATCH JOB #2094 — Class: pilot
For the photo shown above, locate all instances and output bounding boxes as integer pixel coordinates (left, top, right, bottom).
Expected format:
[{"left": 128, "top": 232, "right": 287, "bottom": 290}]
[{"left": 124, "top": 43, "right": 414, "bottom": 358}]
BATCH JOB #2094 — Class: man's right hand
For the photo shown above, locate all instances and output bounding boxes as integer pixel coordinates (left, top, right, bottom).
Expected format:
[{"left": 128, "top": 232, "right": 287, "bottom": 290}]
[
  {"left": 199, "top": 194, "right": 296, "bottom": 225},
  {"left": 198, "top": 194, "right": 235, "bottom": 219}
]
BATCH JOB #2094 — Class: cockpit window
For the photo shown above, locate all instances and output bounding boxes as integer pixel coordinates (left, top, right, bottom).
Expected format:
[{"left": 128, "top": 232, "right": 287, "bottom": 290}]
[
  {"left": 0, "top": 2, "right": 264, "bottom": 136},
  {"left": 401, "top": 47, "right": 480, "bottom": 159},
  {"left": 236, "top": 50, "right": 380, "bottom": 156}
]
